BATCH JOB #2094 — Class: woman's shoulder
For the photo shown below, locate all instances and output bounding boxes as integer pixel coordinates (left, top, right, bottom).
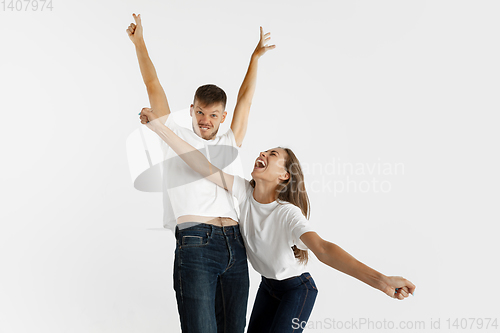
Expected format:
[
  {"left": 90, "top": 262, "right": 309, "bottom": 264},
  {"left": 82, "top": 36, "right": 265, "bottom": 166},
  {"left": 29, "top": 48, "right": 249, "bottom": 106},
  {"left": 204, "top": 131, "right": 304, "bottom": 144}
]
[{"left": 275, "top": 201, "right": 306, "bottom": 219}]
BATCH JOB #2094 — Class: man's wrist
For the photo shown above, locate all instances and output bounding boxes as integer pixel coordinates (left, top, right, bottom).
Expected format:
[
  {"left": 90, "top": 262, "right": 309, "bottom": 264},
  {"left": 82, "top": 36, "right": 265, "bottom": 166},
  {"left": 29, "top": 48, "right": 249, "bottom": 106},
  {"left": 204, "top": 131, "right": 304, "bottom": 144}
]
[
  {"left": 134, "top": 38, "right": 146, "bottom": 48},
  {"left": 251, "top": 52, "right": 260, "bottom": 61}
]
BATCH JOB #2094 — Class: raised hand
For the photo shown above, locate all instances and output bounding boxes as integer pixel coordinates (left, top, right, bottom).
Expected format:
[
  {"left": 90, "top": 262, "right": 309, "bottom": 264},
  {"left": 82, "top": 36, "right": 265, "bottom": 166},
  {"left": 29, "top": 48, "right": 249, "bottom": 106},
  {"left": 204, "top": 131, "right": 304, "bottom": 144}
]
[
  {"left": 126, "top": 13, "right": 144, "bottom": 45},
  {"left": 252, "top": 26, "right": 276, "bottom": 59}
]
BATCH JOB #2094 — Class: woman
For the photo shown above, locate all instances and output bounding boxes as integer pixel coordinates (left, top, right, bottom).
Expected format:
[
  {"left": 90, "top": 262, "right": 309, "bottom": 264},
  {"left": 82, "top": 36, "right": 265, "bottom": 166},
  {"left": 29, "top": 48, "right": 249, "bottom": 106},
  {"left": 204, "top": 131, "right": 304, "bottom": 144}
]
[{"left": 139, "top": 111, "right": 416, "bottom": 333}]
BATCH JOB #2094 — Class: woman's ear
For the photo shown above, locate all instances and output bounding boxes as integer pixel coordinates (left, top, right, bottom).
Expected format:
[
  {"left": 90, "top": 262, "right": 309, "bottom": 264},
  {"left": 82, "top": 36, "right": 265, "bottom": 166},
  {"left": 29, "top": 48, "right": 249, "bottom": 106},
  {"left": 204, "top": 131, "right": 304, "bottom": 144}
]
[{"left": 279, "top": 171, "right": 290, "bottom": 182}]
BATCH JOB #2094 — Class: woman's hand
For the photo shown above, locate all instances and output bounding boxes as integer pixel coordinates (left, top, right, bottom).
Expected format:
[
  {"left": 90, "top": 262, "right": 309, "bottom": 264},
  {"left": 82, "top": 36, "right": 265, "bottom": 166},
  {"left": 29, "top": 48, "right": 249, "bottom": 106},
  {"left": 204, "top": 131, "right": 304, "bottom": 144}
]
[
  {"left": 126, "top": 13, "right": 144, "bottom": 45},
  {"left": 139, "top": 107, "right": 162, "bottom": 131},
  {"left": 252, "top": 26, "right": 276, "bottom": 59},
  {"left": 381, "top": 276, "right": 416, "bottom": 300}
]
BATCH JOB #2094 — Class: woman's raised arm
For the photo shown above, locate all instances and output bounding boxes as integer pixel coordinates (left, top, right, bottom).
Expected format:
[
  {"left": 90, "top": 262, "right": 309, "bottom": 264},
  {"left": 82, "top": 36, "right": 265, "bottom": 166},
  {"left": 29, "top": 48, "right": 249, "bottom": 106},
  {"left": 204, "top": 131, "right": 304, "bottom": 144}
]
[{"left": 140, "top": 108, "right": 235, "bottom": 192}]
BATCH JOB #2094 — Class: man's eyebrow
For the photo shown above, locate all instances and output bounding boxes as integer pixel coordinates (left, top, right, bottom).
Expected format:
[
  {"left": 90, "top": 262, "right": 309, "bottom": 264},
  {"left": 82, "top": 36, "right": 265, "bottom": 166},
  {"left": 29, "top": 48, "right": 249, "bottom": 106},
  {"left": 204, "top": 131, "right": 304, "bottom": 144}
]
[{"left": 196, "top": 106, "right": 220, "bottom": 113}]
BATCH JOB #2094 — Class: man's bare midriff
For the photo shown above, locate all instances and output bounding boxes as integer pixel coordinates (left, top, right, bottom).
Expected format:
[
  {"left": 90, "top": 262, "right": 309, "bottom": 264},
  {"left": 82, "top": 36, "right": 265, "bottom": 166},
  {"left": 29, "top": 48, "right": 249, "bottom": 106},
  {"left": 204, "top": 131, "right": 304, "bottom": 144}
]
[{"left": 177, "top": 215, "right": 238, "bottom": 227}]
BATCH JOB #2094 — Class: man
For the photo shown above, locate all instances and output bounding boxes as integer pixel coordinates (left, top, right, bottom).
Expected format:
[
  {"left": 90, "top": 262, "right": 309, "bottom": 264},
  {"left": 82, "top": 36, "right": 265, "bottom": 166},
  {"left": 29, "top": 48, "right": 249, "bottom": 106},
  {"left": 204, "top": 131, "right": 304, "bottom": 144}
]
[{"left": 126, "top": 13, "right": 275, "bottom": 332}]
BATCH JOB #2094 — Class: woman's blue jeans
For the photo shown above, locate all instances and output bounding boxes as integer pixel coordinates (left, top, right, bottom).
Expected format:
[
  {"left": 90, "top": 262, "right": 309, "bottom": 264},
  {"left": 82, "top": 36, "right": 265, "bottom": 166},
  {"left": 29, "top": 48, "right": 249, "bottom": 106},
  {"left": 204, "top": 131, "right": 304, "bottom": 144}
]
[
  {"left": 173, "top": 222, "right": 249, "bottom": 333},
  {"left": 247, "top": 272, "right": 318, "bottom": 333}
]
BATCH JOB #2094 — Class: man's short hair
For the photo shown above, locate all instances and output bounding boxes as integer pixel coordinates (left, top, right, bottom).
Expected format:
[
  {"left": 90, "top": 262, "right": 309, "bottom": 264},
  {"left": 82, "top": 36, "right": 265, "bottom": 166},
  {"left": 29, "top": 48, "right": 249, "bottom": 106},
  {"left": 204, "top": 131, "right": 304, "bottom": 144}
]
[{"left": 194, "top": 84, "right": 227, "bottom": 110}]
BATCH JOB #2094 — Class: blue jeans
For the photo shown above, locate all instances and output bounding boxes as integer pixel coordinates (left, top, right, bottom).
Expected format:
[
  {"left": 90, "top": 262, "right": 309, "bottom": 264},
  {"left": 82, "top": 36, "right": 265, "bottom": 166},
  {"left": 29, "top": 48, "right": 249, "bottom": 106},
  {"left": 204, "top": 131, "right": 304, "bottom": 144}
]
[
  {"left": 247, "top": 272, "right": 318, "bottom": 333},
  {"left": 173, "top": 222, "right": 249, "bottom": 333}
]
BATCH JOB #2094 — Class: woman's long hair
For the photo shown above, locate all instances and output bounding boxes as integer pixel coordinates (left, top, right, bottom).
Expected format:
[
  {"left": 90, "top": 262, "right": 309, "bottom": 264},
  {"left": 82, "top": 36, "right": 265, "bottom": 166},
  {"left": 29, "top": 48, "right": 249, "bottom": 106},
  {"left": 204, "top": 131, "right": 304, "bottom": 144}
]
[{"left": 249, "top": 147, "right": 310, "bottom": 264}]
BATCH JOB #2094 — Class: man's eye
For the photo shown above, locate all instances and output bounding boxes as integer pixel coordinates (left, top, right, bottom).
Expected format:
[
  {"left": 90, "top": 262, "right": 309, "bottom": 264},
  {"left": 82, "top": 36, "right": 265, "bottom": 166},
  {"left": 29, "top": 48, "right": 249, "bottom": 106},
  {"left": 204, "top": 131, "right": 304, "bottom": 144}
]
[{"left": 211, "top": 114, "right": 217, "bottom": 118}]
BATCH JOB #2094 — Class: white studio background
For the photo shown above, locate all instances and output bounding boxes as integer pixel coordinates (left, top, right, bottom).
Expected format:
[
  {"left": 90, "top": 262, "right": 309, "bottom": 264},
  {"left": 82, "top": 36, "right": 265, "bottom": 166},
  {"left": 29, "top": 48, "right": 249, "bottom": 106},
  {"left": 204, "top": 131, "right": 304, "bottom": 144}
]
[{"left": 1, "top": 0, "right": 499, "bottom": 332}]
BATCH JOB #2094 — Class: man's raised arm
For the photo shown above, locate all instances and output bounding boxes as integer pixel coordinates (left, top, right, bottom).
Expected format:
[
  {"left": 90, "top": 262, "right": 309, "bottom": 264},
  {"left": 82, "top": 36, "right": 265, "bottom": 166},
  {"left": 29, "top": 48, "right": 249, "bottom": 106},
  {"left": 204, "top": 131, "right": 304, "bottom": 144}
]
[
  {"left": 127, "top": 13, "right": 171, "bottom": 118},
  {"left": 230, "top": 27, "right": 275, "bottom": 147}
]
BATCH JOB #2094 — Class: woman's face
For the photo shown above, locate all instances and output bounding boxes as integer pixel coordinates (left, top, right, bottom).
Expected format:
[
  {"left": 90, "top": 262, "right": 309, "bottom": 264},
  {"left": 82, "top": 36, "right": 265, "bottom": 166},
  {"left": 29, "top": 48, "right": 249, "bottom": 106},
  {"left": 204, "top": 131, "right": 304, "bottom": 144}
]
[{"left": 251, "top": 147, "right": 290, "bottom": 183}]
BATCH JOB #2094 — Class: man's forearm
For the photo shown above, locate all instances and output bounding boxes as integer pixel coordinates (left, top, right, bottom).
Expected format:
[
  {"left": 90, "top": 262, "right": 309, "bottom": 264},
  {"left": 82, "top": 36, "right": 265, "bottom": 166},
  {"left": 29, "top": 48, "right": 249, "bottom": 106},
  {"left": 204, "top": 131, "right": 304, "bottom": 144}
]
[
  {"left": 236, "top": 54, "right": 259, "bottom": 105},
  {"left": 134, "top": 39, "right": 160, "bottom": 86},
  {"left": 318, "top": 242, "right": 388, "bottom": 291}
]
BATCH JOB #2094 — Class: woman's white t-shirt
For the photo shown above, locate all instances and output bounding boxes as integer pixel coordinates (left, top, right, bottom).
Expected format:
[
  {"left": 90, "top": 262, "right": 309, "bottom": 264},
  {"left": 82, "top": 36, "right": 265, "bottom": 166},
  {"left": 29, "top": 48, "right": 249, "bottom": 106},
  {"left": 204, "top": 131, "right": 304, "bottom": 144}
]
[{"left": 231, "top": 175, "right": 315, "bottom": 280}]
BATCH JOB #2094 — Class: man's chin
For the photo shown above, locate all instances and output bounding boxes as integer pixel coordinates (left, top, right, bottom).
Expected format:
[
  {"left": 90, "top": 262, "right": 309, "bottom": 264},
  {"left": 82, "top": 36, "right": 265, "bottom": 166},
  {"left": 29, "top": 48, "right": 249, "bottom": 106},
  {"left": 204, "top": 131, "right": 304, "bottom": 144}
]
[{"left": 197, "top": 128, "right": 218, "bottom": 140}]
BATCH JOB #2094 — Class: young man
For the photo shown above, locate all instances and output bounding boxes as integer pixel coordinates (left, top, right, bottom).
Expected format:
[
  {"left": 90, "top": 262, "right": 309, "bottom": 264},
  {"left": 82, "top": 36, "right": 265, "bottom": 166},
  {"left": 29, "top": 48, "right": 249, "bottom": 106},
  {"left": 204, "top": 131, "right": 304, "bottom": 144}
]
[{"left": 126, "top": 13, "right": 275, "bottom": 332}]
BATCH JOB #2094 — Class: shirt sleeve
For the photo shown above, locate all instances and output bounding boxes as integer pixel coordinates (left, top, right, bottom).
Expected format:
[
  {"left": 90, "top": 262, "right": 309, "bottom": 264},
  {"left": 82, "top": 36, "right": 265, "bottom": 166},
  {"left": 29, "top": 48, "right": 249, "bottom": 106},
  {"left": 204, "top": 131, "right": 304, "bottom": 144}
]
[
  {"left": 231, "top": 175, "right": 252, "bottom": 205},
  {"left": 283, "top": 204, "right": 315, "bottom": 251},
  {"left": 164, "top": 114, "right": 182, "bottom": 135}
]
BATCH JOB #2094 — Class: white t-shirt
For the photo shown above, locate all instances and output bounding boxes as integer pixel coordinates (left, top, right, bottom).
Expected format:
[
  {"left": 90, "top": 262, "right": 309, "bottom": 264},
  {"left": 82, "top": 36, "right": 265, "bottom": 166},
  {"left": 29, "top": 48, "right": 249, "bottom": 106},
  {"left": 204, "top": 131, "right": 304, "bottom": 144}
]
[
  {"left": 160, "top": 115, "right": 243, "bottom": 232},
  {"left": 231, "top": 175, "right": 315, "bottom": 280}
]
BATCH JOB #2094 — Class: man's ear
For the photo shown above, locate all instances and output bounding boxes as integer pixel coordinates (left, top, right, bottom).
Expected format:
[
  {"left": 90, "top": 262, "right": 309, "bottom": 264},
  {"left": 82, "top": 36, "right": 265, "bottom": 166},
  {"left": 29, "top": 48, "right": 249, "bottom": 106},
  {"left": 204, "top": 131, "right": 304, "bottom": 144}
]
[
  {"left": 220, "top": 111, "right": 228, "bottom": 123},
  {"left": 189, "top": 104, "right": 194, "bottom": 117}
]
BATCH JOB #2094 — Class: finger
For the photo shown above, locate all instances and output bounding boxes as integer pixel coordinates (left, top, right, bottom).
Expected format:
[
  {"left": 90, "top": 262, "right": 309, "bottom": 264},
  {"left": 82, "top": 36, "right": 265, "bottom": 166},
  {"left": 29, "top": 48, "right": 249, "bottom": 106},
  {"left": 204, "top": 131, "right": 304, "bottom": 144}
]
[
  {"left": 405, "top": 280, "right": 416, "bottom": 295},
  {"left": 260, "top": 26, "right": 263, "bottom": 38},
  {"left": 398, "top": 288, "right": 409, "bottom": 297},
  {"left": 264, "top": 36, "right": 271, "bottom": 42},
  {"left": 264, "top": 32, "right": 271, "bottom": 38},
  {"left": 265, "top": 45, "right": 276, "bottom": 50},
  {"left": 133, "top": 13, "right": 142, "bottom": 25}
]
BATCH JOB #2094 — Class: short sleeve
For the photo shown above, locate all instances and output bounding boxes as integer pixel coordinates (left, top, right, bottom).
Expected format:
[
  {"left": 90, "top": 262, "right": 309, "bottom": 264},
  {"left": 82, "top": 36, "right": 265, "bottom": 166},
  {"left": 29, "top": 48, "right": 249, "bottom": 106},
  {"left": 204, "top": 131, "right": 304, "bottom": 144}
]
[
  {"left": 283, "top": 204, "right": 315, "bottom": 250},
  {"left": 231, "top": 175, "right": 252, "bottom": 205},
  {"left": 221, "top": 127, "right": 239, "bottom": 149},
  {"left": 164, "top": 114, "right": 182, "bottom": 135}
]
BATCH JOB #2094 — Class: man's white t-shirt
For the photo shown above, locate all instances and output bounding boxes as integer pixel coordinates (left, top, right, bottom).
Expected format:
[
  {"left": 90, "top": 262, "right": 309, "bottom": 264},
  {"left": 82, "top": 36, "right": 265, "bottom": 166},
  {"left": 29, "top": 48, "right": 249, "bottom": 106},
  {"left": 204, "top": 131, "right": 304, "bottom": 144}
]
[
  {"left": 231, "top": 175, "right": 315, "bottom": 280},
  {"left": 160, "top": 115, "right": 243, "bottom": 232}
]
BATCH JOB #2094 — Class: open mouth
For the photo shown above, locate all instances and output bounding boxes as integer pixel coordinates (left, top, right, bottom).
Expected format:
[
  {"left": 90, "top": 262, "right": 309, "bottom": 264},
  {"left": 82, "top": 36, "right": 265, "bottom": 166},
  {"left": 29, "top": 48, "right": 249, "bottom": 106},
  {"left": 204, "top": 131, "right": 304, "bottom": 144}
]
[
  {"left": 199, "top": 125, "right": 211, "bottom": 132},
  {"left": 254, "top": 158, "right": 266, "bottom": 170}
]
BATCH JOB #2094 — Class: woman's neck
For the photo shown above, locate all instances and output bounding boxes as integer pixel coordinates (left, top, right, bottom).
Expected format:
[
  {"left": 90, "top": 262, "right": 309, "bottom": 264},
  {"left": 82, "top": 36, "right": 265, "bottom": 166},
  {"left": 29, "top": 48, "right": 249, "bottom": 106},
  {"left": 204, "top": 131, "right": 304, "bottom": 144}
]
[{"left": 252, "top": 180, "right": 278, "bottom": 204}]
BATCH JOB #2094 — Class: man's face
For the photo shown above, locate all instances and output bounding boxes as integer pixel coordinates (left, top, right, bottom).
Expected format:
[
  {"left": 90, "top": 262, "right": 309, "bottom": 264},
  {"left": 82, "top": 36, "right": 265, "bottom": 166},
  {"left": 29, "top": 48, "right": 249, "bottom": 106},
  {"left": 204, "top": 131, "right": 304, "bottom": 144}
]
[{"left": 190, "top": 101, "right": 227, "bottom": 140}]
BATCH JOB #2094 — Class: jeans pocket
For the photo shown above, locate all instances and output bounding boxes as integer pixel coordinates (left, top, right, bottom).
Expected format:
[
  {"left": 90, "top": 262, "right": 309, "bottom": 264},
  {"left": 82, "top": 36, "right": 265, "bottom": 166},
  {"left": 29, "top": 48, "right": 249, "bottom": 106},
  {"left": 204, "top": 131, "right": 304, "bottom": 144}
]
[
  {"left": 180, "top": 231, "right": 210, "bottom": 248},
  {"left": 307, "top": 276, "right": 318, "bottom": 291}
]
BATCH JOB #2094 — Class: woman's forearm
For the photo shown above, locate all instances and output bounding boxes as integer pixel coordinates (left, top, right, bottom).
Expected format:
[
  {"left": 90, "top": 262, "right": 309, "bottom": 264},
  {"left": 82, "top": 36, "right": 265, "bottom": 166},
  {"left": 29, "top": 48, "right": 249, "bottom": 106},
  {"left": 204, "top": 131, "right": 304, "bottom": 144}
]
[
  {"left": 318, "top": 241, "right": 389, "bottom": 291},
  {"left": 134, "top": 39, "right": 160, "bottom": 86},
  {"left": 151, "top": 118, "right": 221, "bottom": 180}
]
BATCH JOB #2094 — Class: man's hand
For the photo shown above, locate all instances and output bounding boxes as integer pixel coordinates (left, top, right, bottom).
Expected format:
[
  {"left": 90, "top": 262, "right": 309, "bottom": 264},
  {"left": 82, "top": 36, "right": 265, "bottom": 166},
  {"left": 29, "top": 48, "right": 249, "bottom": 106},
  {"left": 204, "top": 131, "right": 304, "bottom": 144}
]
[
  {"left": 126, "top": 13, "right": 144, "bottom": 45},
  {"left": 252, "top": 26, "right": 276, "bottom": 59}
]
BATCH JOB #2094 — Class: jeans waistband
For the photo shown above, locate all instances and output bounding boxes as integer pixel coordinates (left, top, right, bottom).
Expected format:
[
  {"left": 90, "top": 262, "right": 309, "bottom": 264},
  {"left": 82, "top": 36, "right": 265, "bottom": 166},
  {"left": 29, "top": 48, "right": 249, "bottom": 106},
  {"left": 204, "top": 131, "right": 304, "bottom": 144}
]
[
  {"left": 262, "top": 272, "right": 313, "bottom": 289},
  {"left": 175, "top": 222, "right": 241, "bottom": 238}
]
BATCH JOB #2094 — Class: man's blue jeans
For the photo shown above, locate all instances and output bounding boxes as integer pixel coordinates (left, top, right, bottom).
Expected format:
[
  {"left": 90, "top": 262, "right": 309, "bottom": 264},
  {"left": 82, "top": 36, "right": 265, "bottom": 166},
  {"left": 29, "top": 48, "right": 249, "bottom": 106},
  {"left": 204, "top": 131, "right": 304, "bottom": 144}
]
[
  {"left": 247, "top": 272, "right": 318, "bottom": 333},
  {"left": 174, "top": 222, "right": 249, "bottom": 333}
]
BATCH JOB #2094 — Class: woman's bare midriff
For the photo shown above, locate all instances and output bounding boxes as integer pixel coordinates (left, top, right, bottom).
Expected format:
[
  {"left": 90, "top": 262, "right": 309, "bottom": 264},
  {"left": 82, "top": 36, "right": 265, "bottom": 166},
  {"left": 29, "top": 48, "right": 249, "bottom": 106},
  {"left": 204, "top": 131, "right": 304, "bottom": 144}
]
[{"left": 177, "top": 215, "right": 238, "bottom": 227}]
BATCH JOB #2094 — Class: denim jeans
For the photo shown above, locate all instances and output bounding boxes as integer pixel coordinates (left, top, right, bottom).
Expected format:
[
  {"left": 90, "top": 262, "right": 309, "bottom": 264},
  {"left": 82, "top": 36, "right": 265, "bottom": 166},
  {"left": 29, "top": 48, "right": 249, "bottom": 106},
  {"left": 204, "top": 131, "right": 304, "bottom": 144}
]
[
  {"left": 173, "top": 222, "right": 249, "bottom": 333},
  {"left": 247, "top": 272, "right": 318, "bottom": 333}
]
